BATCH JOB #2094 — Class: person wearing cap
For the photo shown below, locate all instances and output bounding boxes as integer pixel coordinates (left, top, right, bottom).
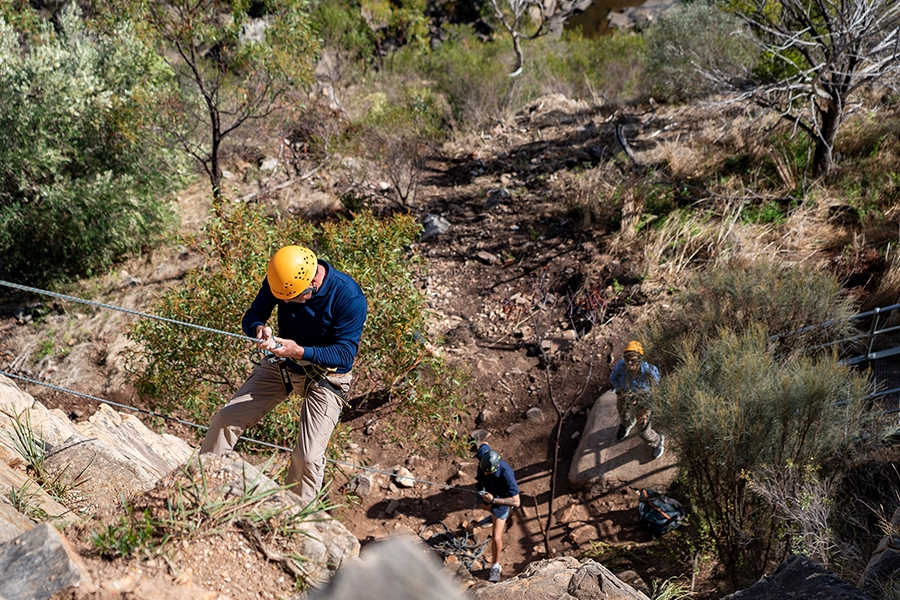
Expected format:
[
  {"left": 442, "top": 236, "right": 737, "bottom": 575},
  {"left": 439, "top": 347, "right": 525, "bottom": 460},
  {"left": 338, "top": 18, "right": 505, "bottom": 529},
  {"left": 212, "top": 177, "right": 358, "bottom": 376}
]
[
  {"left": 474, "top": 442, "right": 520, "bottom": 583},
  {"left": 201, "top": 245, "right": 367, "bottom": 506},
  {"left": 610, "top": 340, "right": 665, "bottom": 459}
]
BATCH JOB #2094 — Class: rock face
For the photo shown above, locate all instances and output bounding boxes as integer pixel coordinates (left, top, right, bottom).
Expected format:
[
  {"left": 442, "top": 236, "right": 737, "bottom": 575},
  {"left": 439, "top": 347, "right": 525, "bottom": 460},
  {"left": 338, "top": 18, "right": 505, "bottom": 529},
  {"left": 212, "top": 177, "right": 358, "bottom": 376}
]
[
  {"left": 722, "top": 555, "right": 872, "bottom": 600},
  {"left": 858, "top": 506, "right": 900, "bottom": 596},
  {"left": 0, "top": 375, "right": 361, "bottom": 596},
  {"left": 569, "top": 390, "right": 677, "bottom": 491},
  {"left": 471, "top": 556, "right": 650, "bottom": 600},
  {"left": 309, "top": 535, "right": 467, "bottom": 600}
]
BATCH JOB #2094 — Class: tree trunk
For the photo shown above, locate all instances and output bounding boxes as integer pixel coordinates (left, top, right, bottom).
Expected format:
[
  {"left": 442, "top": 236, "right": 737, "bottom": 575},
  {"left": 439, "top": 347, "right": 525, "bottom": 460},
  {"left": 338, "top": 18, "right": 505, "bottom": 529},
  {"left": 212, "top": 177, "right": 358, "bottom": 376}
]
[{"left": 812, "top": 105, "right": 842, "bottom": 177}]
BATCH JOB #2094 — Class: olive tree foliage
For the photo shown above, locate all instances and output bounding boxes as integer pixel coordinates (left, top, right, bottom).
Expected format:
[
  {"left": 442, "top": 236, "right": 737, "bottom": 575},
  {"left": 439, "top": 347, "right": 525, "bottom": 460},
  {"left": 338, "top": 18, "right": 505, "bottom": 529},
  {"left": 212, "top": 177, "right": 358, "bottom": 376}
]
[
  {"left": 0, "top": 6, "right": 184, "bottom": 284},
  {"left": 711, "top": 0, "right": 900, "bottom": 176},
  {"left": 95, "top": 0, "right": 319, "bottom": 197},
  {"left": 488, "top": 0, "right": 586, "bottom": 77}
]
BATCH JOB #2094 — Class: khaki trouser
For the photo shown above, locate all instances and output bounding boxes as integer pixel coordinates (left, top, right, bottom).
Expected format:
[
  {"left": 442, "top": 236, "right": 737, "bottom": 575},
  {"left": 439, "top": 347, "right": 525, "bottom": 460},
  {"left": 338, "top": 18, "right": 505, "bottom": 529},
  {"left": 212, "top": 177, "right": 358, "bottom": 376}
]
[
  {"left": 615, "top": 391, "right": 661, "bottom": 446},
  {"left": 200, "top": 359, "right": 352, "bottom": 506}
]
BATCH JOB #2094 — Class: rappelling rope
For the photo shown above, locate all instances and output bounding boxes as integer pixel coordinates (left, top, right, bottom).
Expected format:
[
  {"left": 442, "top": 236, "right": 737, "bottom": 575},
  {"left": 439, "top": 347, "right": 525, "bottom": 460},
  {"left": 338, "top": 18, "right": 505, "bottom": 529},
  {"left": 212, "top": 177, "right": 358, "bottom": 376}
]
[
  {"left": 0, "top": 279, "right": 257, "bottom": 343},
  {"left": 418, "top": 520, "right": 489, "bottom": 571}
]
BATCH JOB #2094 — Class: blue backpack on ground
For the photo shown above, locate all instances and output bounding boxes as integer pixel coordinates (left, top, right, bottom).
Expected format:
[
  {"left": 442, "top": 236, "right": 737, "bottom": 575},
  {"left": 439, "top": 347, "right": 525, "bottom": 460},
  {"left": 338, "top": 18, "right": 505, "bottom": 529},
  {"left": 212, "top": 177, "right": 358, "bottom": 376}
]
[{"left": 638, "top": 488, "right": 685, "bottom": 535}]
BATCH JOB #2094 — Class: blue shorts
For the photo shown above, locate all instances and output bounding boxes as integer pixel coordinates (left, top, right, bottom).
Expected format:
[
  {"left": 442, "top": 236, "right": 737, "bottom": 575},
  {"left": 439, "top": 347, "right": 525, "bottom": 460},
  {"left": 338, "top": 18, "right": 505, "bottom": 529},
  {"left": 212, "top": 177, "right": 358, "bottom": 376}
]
[{"left": 490, "top": 504, "right": 510, "bottom": 520}]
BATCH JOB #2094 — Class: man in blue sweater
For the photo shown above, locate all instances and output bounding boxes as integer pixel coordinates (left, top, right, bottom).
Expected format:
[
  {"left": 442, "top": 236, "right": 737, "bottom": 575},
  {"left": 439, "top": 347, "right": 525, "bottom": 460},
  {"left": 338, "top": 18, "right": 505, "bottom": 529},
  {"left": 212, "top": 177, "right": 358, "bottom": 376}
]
[
  {"left": 474, "top": 442, "right": 520, "bottom": 583},
  {"left": 610, "top": 340, "right": 664, "bottom": 459},
  {"left": 201, "top": 245, "right": 367, "bottom": 506}
]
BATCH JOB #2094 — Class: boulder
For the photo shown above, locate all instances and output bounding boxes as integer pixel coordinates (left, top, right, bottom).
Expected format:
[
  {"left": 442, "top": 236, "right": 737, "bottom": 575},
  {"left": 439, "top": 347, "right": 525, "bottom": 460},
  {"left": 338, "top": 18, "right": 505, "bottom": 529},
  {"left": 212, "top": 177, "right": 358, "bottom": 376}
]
[
  {"left": 471, "top": 556, "right": 649, "bottom": 600},
  {"left": 0, "top": 523, "right": 95, "bottom": 600},
  {"left": 74, "top": 403, "right": 194, "bottom": 475},
  {"left": 309, "top": 535, "right": 466, "bottom": 600},
  {"left": 568, "top": 390, "right": 677, "bottom": 491},
  {"left": 722, "top": 555, "right": 870, "bottom": 600}
]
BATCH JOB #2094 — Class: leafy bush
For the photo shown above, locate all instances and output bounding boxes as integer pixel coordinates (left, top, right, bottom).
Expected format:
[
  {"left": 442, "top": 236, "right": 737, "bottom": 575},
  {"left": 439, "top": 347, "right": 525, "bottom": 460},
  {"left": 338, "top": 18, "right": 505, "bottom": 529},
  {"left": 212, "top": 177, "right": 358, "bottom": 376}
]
[
  {"left": 655, "top": 327, "right": 871, "bottom": 585},
  {"left": 642, "top": 258, "right": 859, "bottom": 370},
  {"left": 645, "top": 1, "right": 757, "bottom": 102},
  {"left": 127, "top": 203, "right": 468, "bottom": 451},
  {"left": 0, "top": 7, "right": 185, "bottom": 284}
]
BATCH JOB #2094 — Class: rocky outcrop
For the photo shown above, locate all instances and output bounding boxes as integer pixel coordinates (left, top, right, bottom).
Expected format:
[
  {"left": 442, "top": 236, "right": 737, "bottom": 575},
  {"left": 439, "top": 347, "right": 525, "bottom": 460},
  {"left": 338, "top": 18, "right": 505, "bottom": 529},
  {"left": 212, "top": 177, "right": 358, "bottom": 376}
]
[
  {"left": 722, "top": 554, "right": 871, "bottom": 600},
  {"left": 607, "top": 0, "right": 681, "bottom": 31},
  {"left": 0, "top": 375, "right": 360, "bottom": 596},
  {"left": 858, "top": 506, "right": 900, "bottom": 596},
  {"left": 471, "top": 555, "right": 650, "bottom": 600}
]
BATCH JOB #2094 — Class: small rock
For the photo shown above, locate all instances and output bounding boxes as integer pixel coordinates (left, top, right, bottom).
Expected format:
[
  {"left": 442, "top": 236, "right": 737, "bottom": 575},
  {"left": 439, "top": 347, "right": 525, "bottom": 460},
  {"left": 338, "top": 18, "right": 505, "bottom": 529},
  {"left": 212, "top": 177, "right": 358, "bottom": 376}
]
[
  {"left": 420, "top": 213, "right": 451, "bottom": 241},
  {"left": 476, "top": 410, "right": 494, "bottom": 426},
  {"left": 526, "top": 407, "right": 544, "bottom": 423},
  {"left": 484, "top": 187, "right": 510, "bottom": 210},
  {"left": 260, "top": 157, "right": 279, "bottom": 172},
  {"left": 476, "top": 251, "right": 499, "bottom": 265},
  {"left": 505, "top": 423, "right": 522, "bottom": 435},
  {"left": 393, "top": 467, "right": 415, "bottom": 488}
]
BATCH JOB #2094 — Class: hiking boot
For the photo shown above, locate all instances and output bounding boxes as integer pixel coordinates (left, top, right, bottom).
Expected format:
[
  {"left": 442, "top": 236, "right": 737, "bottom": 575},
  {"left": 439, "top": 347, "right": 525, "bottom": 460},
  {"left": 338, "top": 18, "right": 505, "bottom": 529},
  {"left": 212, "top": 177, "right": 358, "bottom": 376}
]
[
  {"left": 652, "top": 434, "right": 665, "bottom": 459},
  {"left": 488, "top": 564, "right": 502, "bottom": 583},
  {"left": 616, "top": 423, "right": 632, "bottom": 441}
]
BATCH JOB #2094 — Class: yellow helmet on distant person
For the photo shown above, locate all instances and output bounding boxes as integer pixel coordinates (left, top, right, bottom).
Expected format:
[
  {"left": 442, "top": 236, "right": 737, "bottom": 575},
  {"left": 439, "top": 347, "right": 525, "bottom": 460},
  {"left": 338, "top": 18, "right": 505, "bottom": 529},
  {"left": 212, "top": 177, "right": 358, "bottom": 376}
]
[
  {"left": 267, "top": 246, "right": 317, "bottom": 300},
  {"left": 624, "top": 340, "right": 644, "bottom": 356}
]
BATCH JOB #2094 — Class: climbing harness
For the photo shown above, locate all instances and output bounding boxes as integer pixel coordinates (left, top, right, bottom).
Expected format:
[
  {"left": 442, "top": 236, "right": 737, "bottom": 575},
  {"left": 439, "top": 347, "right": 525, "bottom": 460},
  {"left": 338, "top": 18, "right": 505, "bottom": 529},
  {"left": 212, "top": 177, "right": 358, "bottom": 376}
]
[
  {"left": 250, "top": 348, "right": 346, "bottom": 401},
  {"left": 0, "top": 279, "right": 482, "bottom": 497},
  {"left": 418, "top": 521, "right": 489, "bottom": 572}
]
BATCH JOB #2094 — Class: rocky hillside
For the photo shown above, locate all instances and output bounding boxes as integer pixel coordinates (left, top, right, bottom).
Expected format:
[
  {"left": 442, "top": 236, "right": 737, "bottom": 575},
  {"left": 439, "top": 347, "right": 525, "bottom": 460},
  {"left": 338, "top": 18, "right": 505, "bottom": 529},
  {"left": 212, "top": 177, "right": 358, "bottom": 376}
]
[{"left": 1, "top": 80, "right": 899, "bottom": 600}]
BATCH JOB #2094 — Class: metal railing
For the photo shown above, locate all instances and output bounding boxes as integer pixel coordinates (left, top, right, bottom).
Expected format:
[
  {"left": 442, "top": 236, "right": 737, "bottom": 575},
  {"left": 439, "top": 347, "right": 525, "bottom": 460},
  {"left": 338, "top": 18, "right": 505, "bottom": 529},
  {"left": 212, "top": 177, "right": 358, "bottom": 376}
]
[
  {"left": 772, "top": 303, "right": 900, "bottom": 407},
  {"left": 771, "top": 303, "right": 900, "bottom": 364}
]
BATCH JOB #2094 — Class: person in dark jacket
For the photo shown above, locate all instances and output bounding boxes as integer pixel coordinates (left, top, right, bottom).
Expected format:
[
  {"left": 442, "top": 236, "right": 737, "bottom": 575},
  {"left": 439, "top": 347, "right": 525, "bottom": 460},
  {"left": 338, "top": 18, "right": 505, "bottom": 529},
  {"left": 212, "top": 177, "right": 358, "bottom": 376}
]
[
  {"left": 201, "top": 245, "right": 367, "bottom": 506},
  {"left": 475, "top": 442, "right": 520, "bottom": 583}
]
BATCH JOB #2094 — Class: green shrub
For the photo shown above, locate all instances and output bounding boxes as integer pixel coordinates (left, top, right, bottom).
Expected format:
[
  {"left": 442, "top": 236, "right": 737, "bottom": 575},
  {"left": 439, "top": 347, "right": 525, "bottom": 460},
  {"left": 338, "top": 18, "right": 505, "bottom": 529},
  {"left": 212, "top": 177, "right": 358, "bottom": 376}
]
[
  {"left": 642, "top": 258, "right": 859, "bottom": 370},
  {"left": 655, "top": 327, "right": 871, "bottom": 586},
  {"left": 385, "top": 25, "right": 647, "bottom": 132},
  {"left": 645, "top": 1, "right": 757, "bottom": 102},
  {"left": 0, "top": 7, "right": 185, "bottom": 284},
  {"left": 127, "top": 203, "right": 468, "bottom": 451}
]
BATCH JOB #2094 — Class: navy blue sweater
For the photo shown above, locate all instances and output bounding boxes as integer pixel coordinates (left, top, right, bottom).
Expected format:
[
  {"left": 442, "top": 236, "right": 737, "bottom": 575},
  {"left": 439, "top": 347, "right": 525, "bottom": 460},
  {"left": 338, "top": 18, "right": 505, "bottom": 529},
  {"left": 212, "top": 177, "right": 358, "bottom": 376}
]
[
  {"left": 242, "top": 260, "right": 367, "bottom": 374},
  {"left": 475, "top": 444, "right": 519, "bottom": 499}
]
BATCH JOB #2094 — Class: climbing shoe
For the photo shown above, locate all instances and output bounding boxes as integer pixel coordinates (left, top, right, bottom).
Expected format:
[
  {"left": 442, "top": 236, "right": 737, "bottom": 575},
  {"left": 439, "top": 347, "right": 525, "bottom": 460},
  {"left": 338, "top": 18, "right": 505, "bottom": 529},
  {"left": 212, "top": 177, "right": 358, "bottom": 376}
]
[
  {"left": 616, "top": 423, "right": 632, "bottom": 441},
  {"left": 488, "top": 564, "right": 502, "bottom": 583},
  {"left": 652, "top": 434, "right": 665, "bottom": 459}
]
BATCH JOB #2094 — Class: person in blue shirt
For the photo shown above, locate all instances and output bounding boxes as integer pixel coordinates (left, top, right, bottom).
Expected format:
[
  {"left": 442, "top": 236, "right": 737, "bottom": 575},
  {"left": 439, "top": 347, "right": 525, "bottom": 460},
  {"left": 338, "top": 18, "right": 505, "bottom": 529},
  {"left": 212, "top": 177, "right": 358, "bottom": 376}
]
[
  {"left": 475, "top": 442, "right": 520, "bottom": 583},
  {"left": 610, "top": 340, "right": 665, "bottom": 459},
  {"left": 201, "top": 245, "right": 367, "bottom": 506}
]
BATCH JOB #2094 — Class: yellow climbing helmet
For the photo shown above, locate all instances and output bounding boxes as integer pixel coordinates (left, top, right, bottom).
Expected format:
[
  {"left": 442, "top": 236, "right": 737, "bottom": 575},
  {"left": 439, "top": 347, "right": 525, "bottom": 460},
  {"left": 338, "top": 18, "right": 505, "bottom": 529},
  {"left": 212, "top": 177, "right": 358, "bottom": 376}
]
[
  {"left": 624, "top": 340, "right": 644, "bottom": 356},
  {"left": 267, "top": 246, "right": 317, "bottom": 300}
]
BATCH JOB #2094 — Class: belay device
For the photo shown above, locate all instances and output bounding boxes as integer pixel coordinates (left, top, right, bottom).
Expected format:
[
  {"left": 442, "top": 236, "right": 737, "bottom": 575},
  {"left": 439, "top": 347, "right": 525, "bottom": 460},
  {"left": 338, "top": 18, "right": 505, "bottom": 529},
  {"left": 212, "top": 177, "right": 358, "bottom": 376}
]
[{"left": 637, "top": 488, "right": 685, "bottom": 535}]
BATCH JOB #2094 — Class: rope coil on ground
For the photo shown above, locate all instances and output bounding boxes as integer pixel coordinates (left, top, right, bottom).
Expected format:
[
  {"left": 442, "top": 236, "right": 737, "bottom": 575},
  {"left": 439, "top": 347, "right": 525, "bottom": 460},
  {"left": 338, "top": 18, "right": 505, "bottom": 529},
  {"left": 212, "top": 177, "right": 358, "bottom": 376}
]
[{"left": 418, "top": 520, "right": 489, "bottom": 572}]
